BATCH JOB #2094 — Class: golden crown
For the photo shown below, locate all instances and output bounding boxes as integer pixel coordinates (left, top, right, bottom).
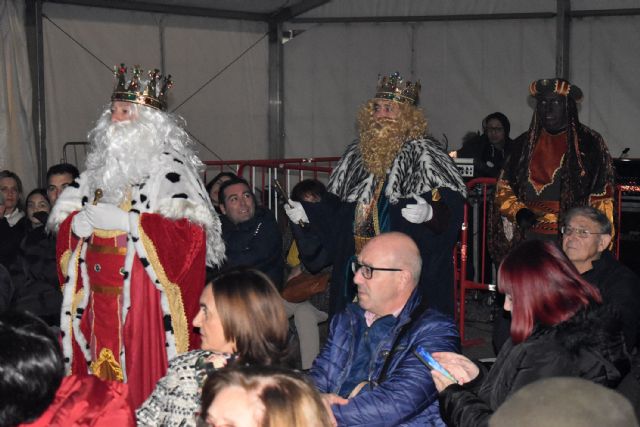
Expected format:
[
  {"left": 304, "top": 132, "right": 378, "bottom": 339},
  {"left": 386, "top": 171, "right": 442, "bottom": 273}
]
[
  {"left": 375, "top": 72, "right": 421, "bottom": 105},
  {"left": 111, "top": 64, "right": 173, "bottom": 111}
]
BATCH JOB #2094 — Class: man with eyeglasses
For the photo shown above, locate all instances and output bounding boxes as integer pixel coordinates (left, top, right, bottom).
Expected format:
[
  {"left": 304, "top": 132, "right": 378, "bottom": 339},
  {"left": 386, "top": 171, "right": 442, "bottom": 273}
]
[
  {"left": 490, "top": 78, "right": 614, "bottom": 263},
  {"left": 310, "top": 232, "right": 460, "bottom": 426},
  {"left": 562, "top": 206, "right": 640, "bottom": 353}
]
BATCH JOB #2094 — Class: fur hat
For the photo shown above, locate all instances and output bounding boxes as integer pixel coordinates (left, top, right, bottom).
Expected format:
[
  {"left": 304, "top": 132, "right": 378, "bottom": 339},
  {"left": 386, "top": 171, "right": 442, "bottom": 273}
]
[{"left": 489, "top": 377, "right": 638, "bottom": 427}]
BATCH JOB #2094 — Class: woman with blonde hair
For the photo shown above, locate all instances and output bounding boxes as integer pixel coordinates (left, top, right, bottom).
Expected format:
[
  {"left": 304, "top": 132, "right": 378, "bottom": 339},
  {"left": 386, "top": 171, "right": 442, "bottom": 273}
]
[
  {"left": 200, "top": 365, "right": 332, "bottom": 427},
  {"left": 137, "top": 267, "right": 291, "bottom": 426}
]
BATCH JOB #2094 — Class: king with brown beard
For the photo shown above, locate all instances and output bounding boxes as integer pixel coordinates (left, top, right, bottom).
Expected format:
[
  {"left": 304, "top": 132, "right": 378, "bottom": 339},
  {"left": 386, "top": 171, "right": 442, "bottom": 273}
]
[{"left": 285, "top": 72, "right": 466, "bottom": 317}]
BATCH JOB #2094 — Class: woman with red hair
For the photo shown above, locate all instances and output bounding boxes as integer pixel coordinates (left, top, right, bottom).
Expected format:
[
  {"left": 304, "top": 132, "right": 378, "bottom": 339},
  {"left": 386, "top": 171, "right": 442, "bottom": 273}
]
[{"left": 431, "top": 240, "right": 629, "bottom": 427}]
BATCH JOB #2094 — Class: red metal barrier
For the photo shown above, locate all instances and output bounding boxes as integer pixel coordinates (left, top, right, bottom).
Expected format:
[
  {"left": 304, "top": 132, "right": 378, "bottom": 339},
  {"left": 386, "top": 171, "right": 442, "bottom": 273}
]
[
  {"left": 455, "top": 178, "right": 497, "bottom": 347},
  {"left": 203, "top": 158, "right": 339, "bottom": 217}
]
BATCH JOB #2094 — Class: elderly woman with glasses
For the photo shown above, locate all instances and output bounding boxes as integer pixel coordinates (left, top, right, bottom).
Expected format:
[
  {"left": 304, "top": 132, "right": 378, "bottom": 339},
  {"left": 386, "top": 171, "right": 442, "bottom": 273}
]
[{"left": 431, "top": 240, "right": 629, "bottom": 427}]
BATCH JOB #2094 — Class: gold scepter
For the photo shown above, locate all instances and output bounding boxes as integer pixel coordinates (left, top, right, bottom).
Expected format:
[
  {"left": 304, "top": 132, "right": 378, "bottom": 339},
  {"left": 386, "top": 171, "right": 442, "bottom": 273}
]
[{"left": 93, "top": 189, "right": 103, "bottom": 205}]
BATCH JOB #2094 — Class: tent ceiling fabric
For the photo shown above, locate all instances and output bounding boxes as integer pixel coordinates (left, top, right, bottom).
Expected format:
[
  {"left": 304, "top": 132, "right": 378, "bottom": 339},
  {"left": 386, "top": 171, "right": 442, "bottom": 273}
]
[{"left": 37, "top": 0, "right": 640, "bottom": 176}]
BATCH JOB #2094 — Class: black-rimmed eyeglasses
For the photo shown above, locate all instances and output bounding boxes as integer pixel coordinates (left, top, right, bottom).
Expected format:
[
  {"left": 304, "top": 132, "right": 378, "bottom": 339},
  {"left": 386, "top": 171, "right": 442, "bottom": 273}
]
[{"left": 351, "top": 260, "right": 403, "bottom": 280}]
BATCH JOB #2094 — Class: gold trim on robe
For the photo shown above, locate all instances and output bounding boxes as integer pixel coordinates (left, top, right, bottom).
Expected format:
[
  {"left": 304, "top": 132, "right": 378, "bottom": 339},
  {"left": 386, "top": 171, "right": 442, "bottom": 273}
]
[{"left": 139, "top": 225, "right": 190, "bottom": 354}]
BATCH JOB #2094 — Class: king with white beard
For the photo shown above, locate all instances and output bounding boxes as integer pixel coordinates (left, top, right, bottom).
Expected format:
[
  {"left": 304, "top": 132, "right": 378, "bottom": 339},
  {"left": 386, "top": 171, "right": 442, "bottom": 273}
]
[{"left": 48, "top": 64, "right": 225, "bottom": 408}]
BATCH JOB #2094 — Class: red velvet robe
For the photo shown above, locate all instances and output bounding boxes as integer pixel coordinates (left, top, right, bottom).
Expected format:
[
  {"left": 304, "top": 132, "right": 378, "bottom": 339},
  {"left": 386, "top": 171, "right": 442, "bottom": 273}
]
[
  {"left": 56, "top": 211, "right": 205, "bottom": 408},
  {"left": 18, "top": 375, "right": 135, "bottom": 427}
]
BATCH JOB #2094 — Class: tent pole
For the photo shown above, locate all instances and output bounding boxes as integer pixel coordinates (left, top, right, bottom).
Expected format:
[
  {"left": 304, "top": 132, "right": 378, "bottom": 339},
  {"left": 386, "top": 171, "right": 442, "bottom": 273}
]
[
  {"left": 556, "top": 0, "right": 571, "bottom": 79},
  {"left": 27, "top": 0, "right": 48, "bottom": 184},
  {"left": 268, "top": 21, "right": 284, "bottom": 160}
]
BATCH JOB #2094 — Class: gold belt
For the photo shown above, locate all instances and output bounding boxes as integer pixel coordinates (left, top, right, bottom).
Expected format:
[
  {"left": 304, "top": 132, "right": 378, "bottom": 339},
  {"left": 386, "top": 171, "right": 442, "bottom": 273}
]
[
  {"left": 87, "top": 243, "right": 127, "bottom": 256},
  {"left": 91, "top": 284, "right": 123, "bottom": 295}
]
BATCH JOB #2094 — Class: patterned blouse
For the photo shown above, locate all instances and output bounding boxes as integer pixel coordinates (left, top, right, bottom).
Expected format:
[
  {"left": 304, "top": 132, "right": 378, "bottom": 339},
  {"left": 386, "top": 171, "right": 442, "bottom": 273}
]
[{"left": 136, "top": 349, "right": 235, "bottom": 426}]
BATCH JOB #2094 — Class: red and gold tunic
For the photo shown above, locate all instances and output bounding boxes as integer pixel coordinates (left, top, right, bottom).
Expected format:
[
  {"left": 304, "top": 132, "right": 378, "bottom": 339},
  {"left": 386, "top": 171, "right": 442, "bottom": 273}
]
[{"left": 57, "top": 211, "right": 206, "bottom": 407}]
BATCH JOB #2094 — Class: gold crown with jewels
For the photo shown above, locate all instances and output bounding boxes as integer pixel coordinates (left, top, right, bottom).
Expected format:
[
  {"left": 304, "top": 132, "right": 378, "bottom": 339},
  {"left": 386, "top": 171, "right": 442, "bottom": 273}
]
[
  {"left": 111, "top": 64, "right": 173, "bottom": 111},
  {"left": 374, "top": 72, "right": 421, "bottom": 105}
]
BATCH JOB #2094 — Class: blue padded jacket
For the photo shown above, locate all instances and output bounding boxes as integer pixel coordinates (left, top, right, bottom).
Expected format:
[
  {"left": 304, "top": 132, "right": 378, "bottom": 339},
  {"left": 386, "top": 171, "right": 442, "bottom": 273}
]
[{"left": 310, "top": 290, "right": 460, "bottom": 426}]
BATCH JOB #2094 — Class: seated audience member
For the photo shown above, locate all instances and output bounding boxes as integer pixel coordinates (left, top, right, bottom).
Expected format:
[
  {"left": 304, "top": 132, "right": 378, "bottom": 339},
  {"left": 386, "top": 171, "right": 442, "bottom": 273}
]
[
  {"left": 310, "top": 232, "right": 460, "bottom": 426},
  {"left": 449, "top": 112, "right": 514, "bottom": 178},
  {"left": 45, "top": 163, "right": 80, "bottom": 206},
  {"left": 562, "top": 206, "right": 640, "bottom": 352},
  {"left": 205, "top": 171, "right": 236, "bottom": 213},
  {"left": 0, "top": 170, "right": 28, "bottom": 270},
  {"left": 218, "top": 176, "right": 327, "bottom": 371},
  {"left": 489, "top": 377, "right": 638, "bottom": 427},
  {"left": 0, "top": 311, "right": 134, "bottom": 427},
  {"left": 137, "top": 267, "right": 291, "bottom": 426},
  {"left": 433, "top": 240, "right": 629, "bottom": 427},
  {"left": 200, "top": 365, "right": 332, "bottom": 427},
  {"left": 11, "top": 189, "right": 61, "bottom": 326},
  {"left": 0, "top": 264, "right": 12, "bottom": 313},
  {"left": 283, "top": 179, "right": 334, "bottom": 369},
  {"left": 286, "top": 179, "right": 337, "bottom": 274},
  {"left": 218, "top": 176, "right": 283, "bottom": 286}
]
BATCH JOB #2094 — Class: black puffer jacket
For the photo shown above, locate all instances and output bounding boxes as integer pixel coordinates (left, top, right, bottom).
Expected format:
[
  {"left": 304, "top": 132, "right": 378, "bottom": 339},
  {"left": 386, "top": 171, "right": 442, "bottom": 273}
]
[
  {"left": 219, "top": 207, "right": 284, "bottom": 288},
  {"left": 11, "top": 226, "right": 61, "bottom": 326},
  {"left": 439, "top": 305, "right": 630, "bottom": 427}
]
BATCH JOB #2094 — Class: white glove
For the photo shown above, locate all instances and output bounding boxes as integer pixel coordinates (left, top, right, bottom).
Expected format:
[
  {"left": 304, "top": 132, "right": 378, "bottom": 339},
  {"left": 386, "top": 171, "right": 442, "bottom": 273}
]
[
  {"left": 401, "top": 195, "right": 433, "bottom": 223},
  {"left": 71, "top": 211, "right": 93, "bottom": 238},
  {"left": 84, "top": 203, "right": 130, "bottom": 232},
  {"left": 284, "top": 200, "right": 309, "bottom": 224}
]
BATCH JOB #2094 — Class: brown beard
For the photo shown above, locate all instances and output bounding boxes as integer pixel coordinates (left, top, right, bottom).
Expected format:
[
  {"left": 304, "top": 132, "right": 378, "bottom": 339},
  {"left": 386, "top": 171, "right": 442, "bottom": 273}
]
[{"left": 359, "top": 117, "right": 406, "bottom": 178}]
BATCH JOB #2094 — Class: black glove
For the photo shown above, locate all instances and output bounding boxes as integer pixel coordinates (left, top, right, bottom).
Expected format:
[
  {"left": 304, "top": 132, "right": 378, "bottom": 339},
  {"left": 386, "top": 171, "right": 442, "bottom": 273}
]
[
  {"left": 32, "top": 211, "right": 49, "bottom": 225},
  {"left": 515, "top": 208, "right": 538, "bottom": 229}
]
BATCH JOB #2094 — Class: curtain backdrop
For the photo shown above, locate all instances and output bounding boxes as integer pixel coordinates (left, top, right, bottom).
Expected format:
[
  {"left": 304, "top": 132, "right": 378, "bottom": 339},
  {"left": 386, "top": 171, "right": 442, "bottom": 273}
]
[{"left": 0, "top": 0, "right": 36, "bottom": 194}]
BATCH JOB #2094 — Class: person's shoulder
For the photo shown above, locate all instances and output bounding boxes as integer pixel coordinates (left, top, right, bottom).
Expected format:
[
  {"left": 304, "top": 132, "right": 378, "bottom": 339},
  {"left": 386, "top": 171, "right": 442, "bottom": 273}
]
[
  {"left": 576, "top": 123, "right": 604, "bottom": 140},
  {"left": 168, "top": 349, "right": 212, "bottom": 369},
  {"left": 415, "top": 308, "right": 457, "bottom": 329}
]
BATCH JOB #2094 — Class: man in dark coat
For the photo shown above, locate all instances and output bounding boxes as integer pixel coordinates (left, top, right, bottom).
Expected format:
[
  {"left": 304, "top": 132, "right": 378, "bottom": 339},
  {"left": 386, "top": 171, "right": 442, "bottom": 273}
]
[
  {"left": 562, "top": 206, "right": 640, "bottom": 352},
  {"left": 217, "top": 176, "right": 284, "bottom": 288},
  {"left": 286, "top": 72, "right": 466, "bottom": 317}
]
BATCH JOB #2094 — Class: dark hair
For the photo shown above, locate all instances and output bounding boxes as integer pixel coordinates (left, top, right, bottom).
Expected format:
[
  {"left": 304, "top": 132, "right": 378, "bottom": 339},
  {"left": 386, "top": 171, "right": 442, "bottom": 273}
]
[
  {"left": 498, "top": 240, "right": 602, "bottom": 344},
  {"left": 290, "top": 179, "right": 327, "bottom": 203},
  {"left": 0, "top": 311, "right": 64, "bottom": 426},
  {"left": 564, "top": 206, "right": 612, "bottom": 235},
  {"left": 483, "top": 112, "right": 511, "bottom": 138},
  {"left": 208, "top": 267, "right": 290, "bottom": 366},
  {"left": 218, "top": 176, "right": 253, "bottom": 207},
  {"left": 200, "top": 366, "right": 332, "bottom": 427},
  {"left": 26, "top": 188, "right": 50, "bottom": 206},
  {"left": 205, "top": 171, "right": 237, "bottom": 194},
  {"left": 0, "top": 170, "right": 23, "bottom": 195},
  {"left": 46, "top": 163, "right": 80, "bottom": 182}
]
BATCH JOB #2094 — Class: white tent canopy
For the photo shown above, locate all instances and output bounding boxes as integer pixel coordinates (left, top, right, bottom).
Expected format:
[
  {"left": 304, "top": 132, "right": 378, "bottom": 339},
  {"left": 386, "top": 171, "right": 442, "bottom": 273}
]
[{"left": 2, "top": 0, "right": 639, "bottom": 190}]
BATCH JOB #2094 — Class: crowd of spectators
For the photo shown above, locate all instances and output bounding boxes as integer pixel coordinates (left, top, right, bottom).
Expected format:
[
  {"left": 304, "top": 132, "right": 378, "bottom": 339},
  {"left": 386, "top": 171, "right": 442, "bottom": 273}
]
[{"left": 1, "top": 73, "right": 639, "bottom": 427}]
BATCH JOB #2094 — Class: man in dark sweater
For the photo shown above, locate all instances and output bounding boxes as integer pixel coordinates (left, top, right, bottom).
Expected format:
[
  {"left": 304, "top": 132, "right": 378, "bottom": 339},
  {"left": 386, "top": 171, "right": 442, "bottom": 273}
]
[{"left": 562, "top": 206, "right": 640, "bottom": 352}]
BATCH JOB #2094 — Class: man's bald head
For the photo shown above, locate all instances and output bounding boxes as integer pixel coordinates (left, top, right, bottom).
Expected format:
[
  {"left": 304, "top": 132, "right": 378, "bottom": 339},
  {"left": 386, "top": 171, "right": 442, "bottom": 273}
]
[
  {"left": 354, "top": 232, "right": 422, "bottom": 316},
  {"left": 372, "top": 232, "right": 421, "bottom": 284}
]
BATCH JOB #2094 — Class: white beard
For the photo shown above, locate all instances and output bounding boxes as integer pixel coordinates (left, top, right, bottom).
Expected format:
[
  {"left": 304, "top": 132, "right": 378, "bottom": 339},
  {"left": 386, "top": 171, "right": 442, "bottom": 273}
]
[{"left": 85, "top": 110, "right": 163, "bottom": 205}]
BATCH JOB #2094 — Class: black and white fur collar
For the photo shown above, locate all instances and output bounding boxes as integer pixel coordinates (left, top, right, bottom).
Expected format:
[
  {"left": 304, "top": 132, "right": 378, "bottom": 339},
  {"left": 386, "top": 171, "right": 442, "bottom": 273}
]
[{"left": 328, "top": 137, "right": 467, "bottom": 204}]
